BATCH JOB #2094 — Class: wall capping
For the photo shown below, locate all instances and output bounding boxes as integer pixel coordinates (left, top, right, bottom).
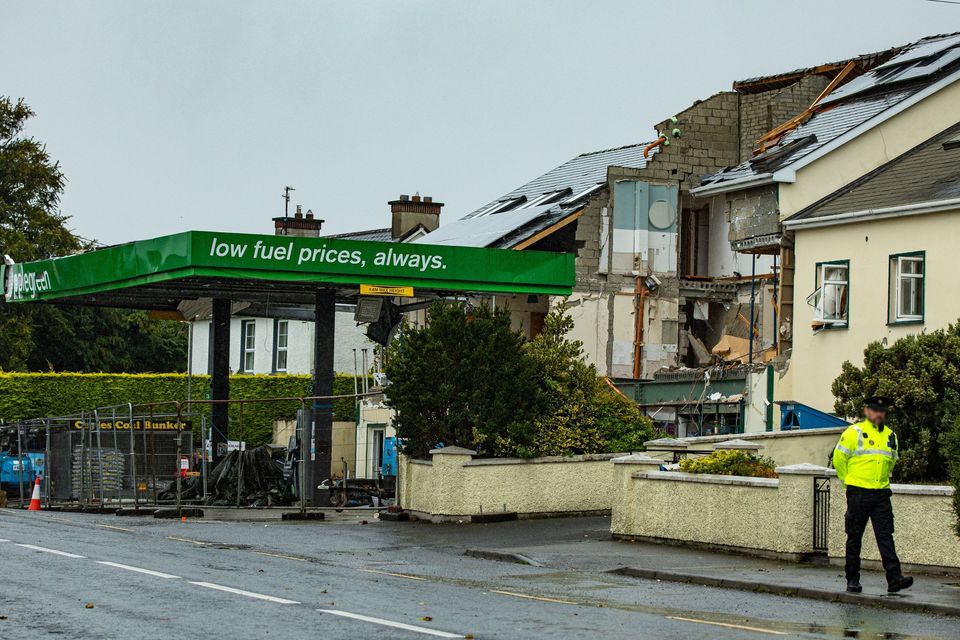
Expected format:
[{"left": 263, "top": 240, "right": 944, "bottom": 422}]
[
  {"left": 465, "top": 452, "right": 624, "bottom": 467},
  {"left": 632, "top": 470, "right": 778, "bottom": 488}
]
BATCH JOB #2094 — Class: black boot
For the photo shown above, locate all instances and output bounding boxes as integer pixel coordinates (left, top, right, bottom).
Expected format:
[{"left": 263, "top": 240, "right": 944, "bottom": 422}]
[
  {"left": 888, "top": 576, "right": 914, "bottom": 593},
  {"left": 846, "top": 579, "right": 862, "bottom": 593}
]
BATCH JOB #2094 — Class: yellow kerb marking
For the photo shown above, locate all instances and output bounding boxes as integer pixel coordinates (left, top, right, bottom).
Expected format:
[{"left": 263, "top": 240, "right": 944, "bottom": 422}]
[
  {"left": 667, "top": 616, "right": 787, "bottom": 636},
  {"left": 361, "top": 569, "right": 427, "bottom": 581},
  {"left": 489, "top": 590, "right": 578, "bottom": 605}
]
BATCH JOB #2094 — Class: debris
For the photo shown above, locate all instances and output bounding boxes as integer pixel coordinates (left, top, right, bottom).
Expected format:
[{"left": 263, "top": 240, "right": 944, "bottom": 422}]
[
  {"left": 420, "top": 616, "right": 433, "bottom": 622},
  {"left": 84, "top": 603, "right": 94, "bottom": 609},
  {"left": 158, "top": 446, "right": 293, "bottom": 507}
]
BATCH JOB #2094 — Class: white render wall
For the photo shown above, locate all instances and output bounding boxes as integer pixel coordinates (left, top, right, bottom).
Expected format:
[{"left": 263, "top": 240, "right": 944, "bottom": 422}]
[{"left": 188, "top": 309, "right": 376, "bottom": 375}]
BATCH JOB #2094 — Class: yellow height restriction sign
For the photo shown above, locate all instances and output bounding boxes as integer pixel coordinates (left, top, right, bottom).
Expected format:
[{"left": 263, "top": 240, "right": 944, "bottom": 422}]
[{"left": 360, "top": 284, "right": 414, "bottom": 297}]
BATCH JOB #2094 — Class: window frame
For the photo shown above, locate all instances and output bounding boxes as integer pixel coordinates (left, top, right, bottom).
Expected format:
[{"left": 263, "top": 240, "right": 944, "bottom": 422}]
[
  {"left": 809, "top": 259, "right": 850, "bottom": 330},
  {"left": 888, "top": 250, "right": 925, "bottom": 325},
  {"left": 240, "top": 319, "right": 256, "bottom": 373},
  {"left": 273, "top": 319, "right": 289, "bottom": 373}
]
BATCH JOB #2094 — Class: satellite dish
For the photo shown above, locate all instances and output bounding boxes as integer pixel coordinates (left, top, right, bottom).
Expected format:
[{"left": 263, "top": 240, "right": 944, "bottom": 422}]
[{"left": 648, "top": 199, "right": 676, "bottom": 230}]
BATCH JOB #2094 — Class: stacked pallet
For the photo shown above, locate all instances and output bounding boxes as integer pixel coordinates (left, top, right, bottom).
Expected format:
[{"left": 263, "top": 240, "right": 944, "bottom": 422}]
[{"left": 71, "top": 446, "right": 125, "bottom": 499}]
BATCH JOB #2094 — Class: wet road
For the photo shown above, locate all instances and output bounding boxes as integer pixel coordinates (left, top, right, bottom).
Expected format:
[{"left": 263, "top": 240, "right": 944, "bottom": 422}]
[{"left": 0, "top": 510, "right": 955, "bottom": 639}]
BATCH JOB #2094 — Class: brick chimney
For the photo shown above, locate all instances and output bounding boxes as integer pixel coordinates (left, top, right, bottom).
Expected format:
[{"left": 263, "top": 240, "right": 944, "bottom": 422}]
[
  {"left": 274, "top": 205, "right": 324, "bottom": 237},
  {"left": 389, "top": 194, "right": 443, "bottom": 240}
]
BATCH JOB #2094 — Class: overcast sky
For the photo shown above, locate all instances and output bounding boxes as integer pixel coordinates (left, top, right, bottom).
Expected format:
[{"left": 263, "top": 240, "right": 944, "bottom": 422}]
[{"left": 2, "top": 1, "right": 955, "bottom": 246}]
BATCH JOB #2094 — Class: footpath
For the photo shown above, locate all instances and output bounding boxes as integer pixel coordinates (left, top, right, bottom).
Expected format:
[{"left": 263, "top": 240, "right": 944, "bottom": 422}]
[{"left": 439, "top": 516, "right": 960, "bottom": 617}]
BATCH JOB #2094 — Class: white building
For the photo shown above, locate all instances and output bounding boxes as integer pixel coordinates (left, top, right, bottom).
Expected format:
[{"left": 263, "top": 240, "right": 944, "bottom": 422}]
[{"left": 188, "top": 307, "right": 375, "bottom": 375}]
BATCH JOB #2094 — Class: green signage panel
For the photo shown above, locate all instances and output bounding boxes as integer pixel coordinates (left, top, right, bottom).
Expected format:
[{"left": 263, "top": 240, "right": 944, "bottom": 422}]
[{"left": 4, "top": 230, "right": 574, "bottom": 303}]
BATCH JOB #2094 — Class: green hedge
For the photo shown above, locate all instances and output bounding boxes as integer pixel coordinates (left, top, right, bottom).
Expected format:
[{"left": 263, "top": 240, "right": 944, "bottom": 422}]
[{"left": 0, "top": 373, "right": 367, "bottom": 446}]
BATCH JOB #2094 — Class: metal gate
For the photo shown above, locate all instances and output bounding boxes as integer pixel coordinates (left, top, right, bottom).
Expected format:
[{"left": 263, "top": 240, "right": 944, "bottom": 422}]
[{"left": 813, "top": 476, "right": 831, "bottom": 552}]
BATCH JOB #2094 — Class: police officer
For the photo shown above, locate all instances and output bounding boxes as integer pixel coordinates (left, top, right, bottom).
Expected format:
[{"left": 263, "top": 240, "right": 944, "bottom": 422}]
[{"left": 833, "top": 395, "right": 913, "bottom": 594}]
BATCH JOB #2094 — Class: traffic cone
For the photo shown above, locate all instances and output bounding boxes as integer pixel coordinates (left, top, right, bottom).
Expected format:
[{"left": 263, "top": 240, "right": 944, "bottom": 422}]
[{"left": 27, "top": 475, "right": 42, "bottom": 511}]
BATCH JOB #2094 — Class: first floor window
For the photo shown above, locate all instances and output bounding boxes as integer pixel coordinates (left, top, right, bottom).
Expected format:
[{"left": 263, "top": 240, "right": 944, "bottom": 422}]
[
  {"left": 241, "top": 319, "right": 256, "bottom": 372},
  {"left": 274, "top": 320, "right": 289, "bottom": 372},
  {"left": 890, "top": 253, "right": 924, "bottom": 323},
  {"left": 807, "top": 261, "right": 849, "bottom": 328}
]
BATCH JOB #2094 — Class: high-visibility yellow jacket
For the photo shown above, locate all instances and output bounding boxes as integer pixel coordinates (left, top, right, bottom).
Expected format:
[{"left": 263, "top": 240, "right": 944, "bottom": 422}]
[{"left": 833, "top": 419, "right": 899, "bottom": 489}]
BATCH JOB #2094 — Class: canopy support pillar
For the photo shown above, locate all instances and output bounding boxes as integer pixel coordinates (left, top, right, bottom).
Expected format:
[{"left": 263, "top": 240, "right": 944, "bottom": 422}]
[
  {"left": 309, "top": 289, "right": 336, "bottom": 507},
  {"left": 211, "top": 298, "right": 231, "bottom": 463}
]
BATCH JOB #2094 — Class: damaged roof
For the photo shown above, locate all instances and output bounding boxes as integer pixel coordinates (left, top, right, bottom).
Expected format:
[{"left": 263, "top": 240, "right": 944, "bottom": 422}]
[
  {"left": 415, "top": 143, "right": 651, "bottom": 249},
  {"left": 787, "top": 122, "right": 960, "bottom": 226},
  {"left": 733, "top": 47, "right": 901, "bottom": 94},
  {"left": 697, "top": 33, "right": 960, "bottom": 194}
]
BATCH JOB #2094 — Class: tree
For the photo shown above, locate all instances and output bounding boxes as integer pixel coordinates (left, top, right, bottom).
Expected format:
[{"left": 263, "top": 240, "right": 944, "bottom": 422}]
[
  {"left": 385, "top": 302, "right": 655, "bottom": 459},
  {"left": 384, "top": 302, "right": 542, "bottom": 458},
  {"left": 832, "top": 324, "right": 960, "bottom": 484},
  {"left": 525, "top": 306, "right": 655, "bottom": 456},
  {"left": 0, "top": 96, "right": 187, "bottom": 372}
]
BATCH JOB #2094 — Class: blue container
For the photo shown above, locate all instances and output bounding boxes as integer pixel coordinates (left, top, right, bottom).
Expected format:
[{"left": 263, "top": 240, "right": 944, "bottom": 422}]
[{"left": 777, "top": 401, "right": 849, "bottom": 430}]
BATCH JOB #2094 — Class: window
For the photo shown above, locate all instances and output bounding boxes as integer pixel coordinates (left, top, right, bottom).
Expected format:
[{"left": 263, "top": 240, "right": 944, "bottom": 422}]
[
  {"left": 889, "top": 252, "right": 924, "bottom": 323},
  {"left": 807, "top": 261, "right": 849, "bottom": 328},
  {"left": 240, "top": 319, "right": 256, "bottom": 372},
  {"left": 274, "top": 320, "right": 289, "bottom": 372}
]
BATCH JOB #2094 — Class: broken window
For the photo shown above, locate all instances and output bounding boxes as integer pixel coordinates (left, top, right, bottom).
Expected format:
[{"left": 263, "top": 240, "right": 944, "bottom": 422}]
[
  {"left": 889, "top": 252, "right": 924, "bottom": 323},
  {"left": 807, "top": 261, "right": 848, "bottom": 328}
]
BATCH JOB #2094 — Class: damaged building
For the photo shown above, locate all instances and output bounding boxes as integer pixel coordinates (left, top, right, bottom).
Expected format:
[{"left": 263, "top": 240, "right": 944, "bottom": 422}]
[
  {"left": 414, "top": 51, "right": 899, "bottom": 434},
  {"left": 694, "top": 32, "right": 960, "bottom": 416}
]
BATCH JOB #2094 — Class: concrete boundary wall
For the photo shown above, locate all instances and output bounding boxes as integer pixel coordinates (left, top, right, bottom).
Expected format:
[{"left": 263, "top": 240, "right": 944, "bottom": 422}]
[
  {"left": 398, "top": 447, "right": 623, "bottom": 522},
  {"left": 611, "top": 456, "right": 960, "bottom": 572},
  {"left": 646, "top": 427, "right": 845, "bottom": 467}
]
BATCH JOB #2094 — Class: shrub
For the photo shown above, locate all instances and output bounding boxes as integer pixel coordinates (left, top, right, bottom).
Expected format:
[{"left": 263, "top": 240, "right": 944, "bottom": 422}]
[
  {"left": 524, "top": 307, "right": 655, "bottom": 457},
  {"left": 832, "top": 322, "right": 960, "bottom": 484},
  {"left": 385, "top": 303, "right": 655, "bottom": 459},
  {"left": 384, "top": 302, "right": 541, "bottom": 458},
  {"left": 679, "top": 449, "right": 778, "bottom": 478}
]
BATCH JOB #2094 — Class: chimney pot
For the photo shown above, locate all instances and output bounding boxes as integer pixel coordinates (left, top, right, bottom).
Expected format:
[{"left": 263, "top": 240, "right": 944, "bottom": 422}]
[
  {"left": 296, "top": 204, "right": 302, "bottom": 214},
  {"left": 424, "top": 196, "right": 433, "bottom": 203},
  {"left": 295, "top": 212, "right": 303, "bottom": 219},
  {"left": 412, "top": 194, "right": 421, "bottom": 202},
  {"left": 400, "top": 194, "right": 410, "bottom": 202}
]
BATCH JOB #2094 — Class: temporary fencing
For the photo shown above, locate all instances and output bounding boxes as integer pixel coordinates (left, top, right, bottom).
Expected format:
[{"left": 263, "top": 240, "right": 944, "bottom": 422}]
[{"left": 0, "top": 390, "right": 392, "bottom": 510}]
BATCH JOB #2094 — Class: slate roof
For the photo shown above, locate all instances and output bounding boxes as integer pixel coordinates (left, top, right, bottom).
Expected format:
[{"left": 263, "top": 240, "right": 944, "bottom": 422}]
[
  {"left": 699, "top": 33, "right": 960, "bottom": 191},
  {"left": 325, "top": 227, "right": 394, "bottom": 243},
  {"left": 789, "top": 123, "right": 960, "bottom": 222},
  {"left": 416, "top": 142, "right": 651, "bottom": 248}
]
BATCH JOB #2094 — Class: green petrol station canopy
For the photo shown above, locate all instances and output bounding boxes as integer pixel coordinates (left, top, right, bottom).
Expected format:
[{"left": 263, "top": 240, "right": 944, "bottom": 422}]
[{"left": 2, "top": 230, "right": 574, "bottom": 310}]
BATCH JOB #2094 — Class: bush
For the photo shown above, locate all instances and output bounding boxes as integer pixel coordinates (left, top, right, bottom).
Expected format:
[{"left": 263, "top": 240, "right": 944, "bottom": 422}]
[
  {"left": 679, "top": 449, "right": 778, "bottom": 478},
  {"left": 831, "top": 322, "right": 960, "bottom": 484},
  {"left": 0, "top": 372, "right": 365, "bottom": 446},
  {"left": 385, "top": 303, "right": 541, "bottom": 458},
  {"left": 524, "top": 308, "right": 655, "bottom": 457},
  {"left": 385, "top": 303, "right": 655, "bottom": 459}
]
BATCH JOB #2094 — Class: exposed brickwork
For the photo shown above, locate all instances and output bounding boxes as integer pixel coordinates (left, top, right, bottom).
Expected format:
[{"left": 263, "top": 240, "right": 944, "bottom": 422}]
[{"left": 738, "top": 75, "right": 830, "bottom": 160}]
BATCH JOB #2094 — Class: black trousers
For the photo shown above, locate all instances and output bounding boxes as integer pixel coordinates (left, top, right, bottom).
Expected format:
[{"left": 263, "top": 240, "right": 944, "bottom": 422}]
[{"left": 845, "top": 486, "right": 902, "bottom": 584}]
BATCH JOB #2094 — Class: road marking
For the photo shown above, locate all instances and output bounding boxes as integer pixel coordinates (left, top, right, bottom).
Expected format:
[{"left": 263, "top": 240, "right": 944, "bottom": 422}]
[
  {"left": 97, "top": 524, "right": 134, "bottom": 533},
  {"left": 15, "top": 543, "right": 85, "bottom": 558},
  {"left": 166, "top": 536, "right": 207, "bottom": 545},
  {"left": 667, "top": 616, "right": 787, "bottom": 636},
  {"left": 489, "top": 589, "right": 578, "bottom": 605},
  {"left": 317, "top": 609, "right": 464, "bottom": 638},
  {"left": 361, "top": 568, "right": 427, "bottom": 581},
  {"left": 189, "top": 581, "right": 300, "bottom": 604},
  {"left": 95, "top": 561, "right": 180, "bottom": 579},
  {"left": 0, "top": 539, "right": 10, "bottom": 542},
  {"left": 253, "top": 551, "right": 308, "bottom": 562}
]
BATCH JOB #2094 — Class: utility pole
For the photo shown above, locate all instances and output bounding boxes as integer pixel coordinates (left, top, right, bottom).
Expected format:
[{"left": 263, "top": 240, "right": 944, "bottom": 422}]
[{"left": 281, "top": 186, "right": 296, "bottom": 236}]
